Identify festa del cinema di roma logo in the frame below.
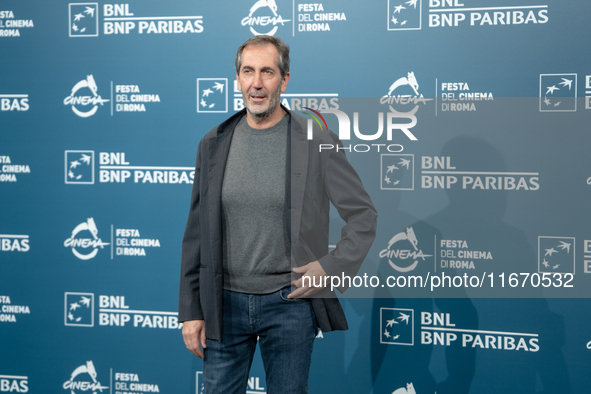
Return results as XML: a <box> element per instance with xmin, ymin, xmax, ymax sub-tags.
<box><xmin>379</xmin><ymin>227</ymin><xmax>432</xmax><ymax>272</ymax></box>
<box><xmin>64</xmin><ymin>75</ymin><xmax>109</xmax><ymax>117</ymax></box>
<box><xmin>63</xmin><ymin>361</ymin><xmax>109</xmax><ymax>394</ymax></box>
<box><xmin>64</xmin><ymin>218</ymin><xmax>109</xmax><ymax>260</ymax></box>
<box><xmin>242</xmin><ymin>0</ymin><xmax>291</xmax><ymax>36</ymax></box>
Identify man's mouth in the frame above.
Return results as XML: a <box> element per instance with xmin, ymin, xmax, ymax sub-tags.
<box><xmin>249</xmin><ymin>91</ymin><xmax>267</xmax><ymax>101</ymax></box>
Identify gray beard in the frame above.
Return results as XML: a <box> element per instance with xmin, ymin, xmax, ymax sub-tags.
<box><xmin>245</xmin><ymin>84</ymin><xmax>282</xmax><ymax>121</ymax></box>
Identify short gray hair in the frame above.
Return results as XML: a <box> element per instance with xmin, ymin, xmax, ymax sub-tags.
<box><xmin>235</xmin><ymin>36</ymin><xmax>290</xmax><ymax>78</ymax></box>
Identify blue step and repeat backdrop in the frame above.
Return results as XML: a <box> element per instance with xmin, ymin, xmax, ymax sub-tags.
<box><xmin>2</xmin><ymin>0</ymin><xmax>591</xmax><ymax>393</ymax></box>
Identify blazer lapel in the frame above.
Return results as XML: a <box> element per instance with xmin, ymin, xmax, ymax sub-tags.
<box><xmin>289</xmin><ymin>113</ymin><xmax>309</xmax><ymax>261</ymax></box>
<box><xmin>207</xmin><ymin>130</ymin><xmax>233</xmax><ymax>271</ymax></box>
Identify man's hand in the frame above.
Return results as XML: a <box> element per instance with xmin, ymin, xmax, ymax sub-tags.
<box><xmin>289</xmin><ymin>260</ymin><xmax>328</xmax><ymax>299</ymax></box>
<box><xmin>182</xmin><ymin>319</ymin><xmax>207</xmax><ymax>358</ymax></box>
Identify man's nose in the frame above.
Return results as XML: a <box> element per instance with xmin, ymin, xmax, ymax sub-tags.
<box><xmin>252</xmin><ymin>72</ymin><xmax>264</xmax><ymax>88</ymax></box>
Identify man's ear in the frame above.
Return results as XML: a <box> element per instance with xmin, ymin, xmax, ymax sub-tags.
<box><xmin>281</xmin><ymin>72</ymin><xmax>290</xmax><ymax>93</ymax></box>
<box><xmin>236</xmin><ymin>73</ymin><xmax>242</xmax><ymax>91</ymax></box>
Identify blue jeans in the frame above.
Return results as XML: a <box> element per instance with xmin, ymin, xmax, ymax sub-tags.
<box><xmin>203</xmin><ymin>288</ymin><xmax>317</xmax><ymax>394</ymax></box>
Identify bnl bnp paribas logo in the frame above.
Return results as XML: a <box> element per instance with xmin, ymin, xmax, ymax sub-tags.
<box><xmin>0</xmin><ymin>374</ymin><xmax>28</xmax><ymax>393</ymax></box>
<box><xmin>388</xmin><ymin>0</ymin><xmax>421</xmax><ymax>31</ymax></box>
<box><xmin>197</xmin><ymin>78</ymin><xmax>228</xmax><ymax>113</ymax></box>
<box><xmin>65</xmin><ymin>151</ymin><xmax>94</xmax><ymax>184</ymax></box>
<box><xmin>69</xmin><ymin>3</ymin><xmax>99</xmax><ymax>37</ymax></box>
<box><xmin>69</xmin><ymin>3</ymin><xmax>204</xmax><ymax>36</ymax></box>
<box><xmin>538</xmin><ymin>236</ymin><xmax>575</xmax><ymax>274</ymax></box>
<box><xmin>539</xmin><ymin>74</ymin><xmax>577</xmax><ymax>112</ymax></box>
<box><xmin>63</xmin><ymin>75</ymin><xmax>109</xmax><ymax>117</ymax></box>
<box><xmin>380</xmin><ymin>308</ymin><xmax>414</xmax><ymax>345</ymax></box>
<box><xmin>63</xmin><ymin>361</ymin><xmax>109</xmax><ymax>394</ymax></box>
<box><xmin>64</xmin><ymin>218</ymin><xmax>109</xmax><ymax>260</ymax></box>
<box><xmin>65</xmin><ymin>293</ymin><xmax>94</xmax><ymax>326</ymax></box>
<box><xmin>242</xmin><ymin>0</ymin><xmax>291</xmax><ymax>36</ymax></box>
<box><xmin>381</xmin><ymin>154</ymin><xmax>414</xmax><ymax>190</ymax></box>
<box><xmin>380</xmin><ymin>308</ymin><xmax>540</xmax><ymax>352</ymax></box>
<box><xmin>389</xmin><ymin>1</ymin><xmax>549</xmax><ymax>30</ymax></box>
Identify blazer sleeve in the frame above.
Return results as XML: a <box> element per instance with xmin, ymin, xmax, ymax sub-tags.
<box><xmin>178</xmin><ymin>140</ymin><xmax>205</xmax><ymax>322</ymax></box>
<box><xmin>317</xmin><ymin>139</ymin><xmax>378</xmax><ymax>283</ymax></box>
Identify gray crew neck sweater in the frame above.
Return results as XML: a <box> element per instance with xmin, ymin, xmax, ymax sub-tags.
<box><xmin>221</xmin><ymin>115</ymin><xmax>291</xmax><ymax>294</ymax></box>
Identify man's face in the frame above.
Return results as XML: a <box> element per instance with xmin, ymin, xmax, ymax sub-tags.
<box><xmin>236</xmin><ymin>43</ymin><xmax>290</xmax><ymax>119</ymax></box>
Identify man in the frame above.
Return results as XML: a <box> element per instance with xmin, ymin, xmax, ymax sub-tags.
<box><xmin>179</xmin><ymin>35</ymin><xmax>377</xmax><ymax>394</ymax></box>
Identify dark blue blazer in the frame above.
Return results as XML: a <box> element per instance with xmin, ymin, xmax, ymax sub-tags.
<box><xmin>179</xmin><ymin>107</ymin><xmax>377</xmax><ymax>342</ymax></box>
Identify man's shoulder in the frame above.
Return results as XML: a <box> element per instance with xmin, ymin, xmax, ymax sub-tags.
<box><xmin>201</xmin><ymin>109</ymin><xmax>247</xmax><ymax>142</ymax></box>
<box><xmin>201</xmin><ymin>125</ymin><xmax>221</xmax><ymax>141</ymax></box>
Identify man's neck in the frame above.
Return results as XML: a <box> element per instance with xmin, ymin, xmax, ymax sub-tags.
<box><xmin>245</xmin><ymin>105</ymin><xmax>286</xmax><ymax>129</ymax></box>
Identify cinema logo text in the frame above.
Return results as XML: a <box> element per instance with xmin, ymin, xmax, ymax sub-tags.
<box><xmin>113</xmin><ymin>372</ymin><xmax>160</xmax><ymax>394</ymax></box>
<box><xmin>0</xmin><ymin>155</ymin><xmax>31</xmax><ymax>183</ymax></box>
<box><xmin>296</xmin><ymin>3</ymin><xmax>346</xmax><ymax>33</ymax></box>
<box><xmin>114</xmin><ymin>228</ymin><xmax>161</xmax><ymax>257</ymax></box>
<box><xmin>438</xmin><ymin>239</ymin><xmax>493</xmax><ymax>270</ymax></box>
<box><xmin>114</xmin><ymin>84</ymin><xmax>160</xmax><ymax>113</ymax></box>
<box><xmin>381</xmin><ymin>72</ymin><xmax>432</xmax><ymax>112</ymax></box>
<box><xmin>0</xmin><ymin>295</ymin><xmax>31</xmax><ymax>324</ymax></box>
<box><xmin>242</xmin><ymin>0</ymin><xmax>291</xmax><ymax>36</ymax></box>
<box><xmin>64</xmin><ymin>77</ymin><xmax>162</xmax><ymax>117</ymax></box>
<box><xmin>64</xmin><ymin>218</ymin><xmax>109</xmax><ymax>260</ymax></box>
<box><xmin>0</xmin><ymin>10</ymin><xmax>34</xmax><ymax>37</ymax></box>
<box><xmin>440</xmin><ymin>81</ymin><xmax>494</xmax><ymax>112</ymax></box>
<box><xmin>64</xmin><ymin>75</ymin><xmax>109</xmax><ymax>118</ymax></box>
<box><xmin>63</xmin><ymin>361</ymin><xmax>109</xmax><ymax>394</ymax></box>
<box><xmin>379</xmin><ymin>228</ymin><xmax>433</xmax><ymax>273</ymax></box>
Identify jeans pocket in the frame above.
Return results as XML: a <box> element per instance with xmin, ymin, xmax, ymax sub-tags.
<box><xmin>278</xmin><ymin>286</ymin><xmax>307</xmax><ymax>302</ymax></box>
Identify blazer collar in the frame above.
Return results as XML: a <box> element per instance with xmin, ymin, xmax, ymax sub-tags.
<box><xmin>289</xmin><ymin>110</ymin><xmax>310</xmax><ymax>254</ymax></box>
